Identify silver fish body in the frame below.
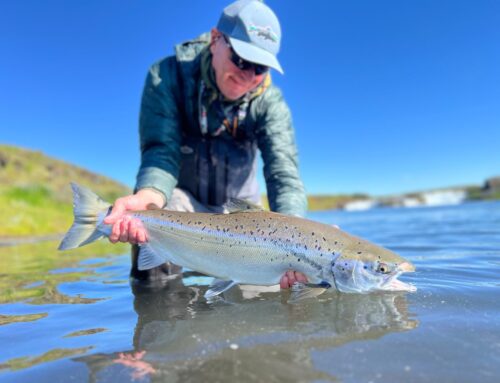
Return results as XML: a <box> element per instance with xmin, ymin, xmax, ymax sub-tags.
<box><xmin>59</xmin><ymin>183</ymin><xmax>416</xmax><ymax>298</ymax></box>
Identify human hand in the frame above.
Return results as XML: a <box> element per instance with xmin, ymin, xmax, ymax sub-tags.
<box><xmin>113</xmin><ymin>351</ymin><xmax>156</xmax><ymax>380</ymax></box>
<box><xmin>280</xmin><ymin>270</ymin><xmax>308</xmax><ymax>289</ymax></box>
<box><xmin>103</xmin><ymin>189</ymin><xmax>165</xmax><ymax>244</ymax></box>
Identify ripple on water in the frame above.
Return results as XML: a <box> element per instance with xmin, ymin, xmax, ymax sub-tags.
<box><xmin>0</xmin><ymin>202</ymin><xmax>499</xmax><ymax>382</ymax></box>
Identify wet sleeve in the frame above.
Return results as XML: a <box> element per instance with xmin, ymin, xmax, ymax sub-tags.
<box><xmin>255</xmin><ymin>87</ymin><xmax>308</xmax><ymax>217</ymax></box>
<box><xmin>135</xmin><ymin>57</ymin><xmax>182</xmax><ymax>203</ymax></box>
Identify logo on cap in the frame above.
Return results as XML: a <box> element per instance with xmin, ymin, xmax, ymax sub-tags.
<box><xmin>248</xmin><ymin>25</ymin><xmax>278</xmax><ymax>43</ymax></box>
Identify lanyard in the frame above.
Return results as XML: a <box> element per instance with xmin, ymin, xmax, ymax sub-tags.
<box><xmin>198</xmin><ymin>80</ymin><xmax>249</xmax><ymax>138</ymax></box>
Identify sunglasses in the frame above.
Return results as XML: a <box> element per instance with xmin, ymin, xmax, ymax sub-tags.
<box><xmin>221</xmin><ymin>35</ymin><xmax>269</xmax><ymax>76</ymax></box>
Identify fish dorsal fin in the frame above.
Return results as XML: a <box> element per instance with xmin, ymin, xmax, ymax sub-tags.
<box><xmin>146</xmin><ymin>203</ymin><xmax>161</xmax><ymax>210</ymax></box>
<box><xmin>224</xmin><ymin>198</ymin><xmax>264</xmax><ymax>213</ymax></box>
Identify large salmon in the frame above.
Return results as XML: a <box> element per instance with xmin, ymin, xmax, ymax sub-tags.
<box><xmin>59</xmin><ymin>183</ymin><xmax>416</xmax><ymax>300</ymax></box>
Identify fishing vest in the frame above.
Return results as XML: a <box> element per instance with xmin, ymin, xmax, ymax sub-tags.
<box><xmin>173</xmin><ymin>36</ymin><xmax>262</xmax><ymax>207</ymax></box>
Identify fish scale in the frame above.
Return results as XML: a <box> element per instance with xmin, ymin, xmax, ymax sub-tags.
<box><xmin>135</xmin><ymin>210</ymin><xmax>334</xmax><ymax>284</ymax></box>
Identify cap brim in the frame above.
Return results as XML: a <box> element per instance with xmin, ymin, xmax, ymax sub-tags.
<box><xmin>228</xmin><ymin>36</ymin><xmax>284</xmax><ymax>74</ymax></box>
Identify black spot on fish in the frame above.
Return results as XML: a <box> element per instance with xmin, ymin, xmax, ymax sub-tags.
<box><xmin>312</xmin><ymin>232</ymin><xmax>315</xmax><ymax>236</ymax></box>
<box><xmin>357</xmin><ymin>251</ymin><xmax>362</xmax><ymax>254</ymax></box>
<box><xmin>322</xmin><ymin>237</ymin><xmax>326</xmax><ymax>242</ymax></box>
<box><xmin>334</xmin><ymin>241</ymin><xmax>338</xmax><ymax>245</ymax></box>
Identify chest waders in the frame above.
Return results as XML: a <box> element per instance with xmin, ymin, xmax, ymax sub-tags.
<box><xmin>176</xmin><ymin>79</ymin><xmax>261</xmax><ymax>207</ymax></box>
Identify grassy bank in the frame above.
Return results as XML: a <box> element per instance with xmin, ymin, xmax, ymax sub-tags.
<box><xmin>0</xmin><ymin>144</ymin><xmax>130</xmax><ymax>237</ymax></box>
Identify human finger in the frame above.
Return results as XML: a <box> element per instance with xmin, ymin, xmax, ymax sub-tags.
<box><xmin>280</xmin><ymin>275</ymin><xmax>289</xmax><ymax>289</ymax></box>
<box><xmin>109</xmin><ymin>219</ymin><xmax>123</xmax><ymax>243</ymax></box>
<box><xmin>118</xmin><ymin>216</ymin><xmax>130</xmax><ymax>243</ymax></box>
<box><xmin>295</xmin><ymin>272</ymin><xmax>308</xmax><ymax>283</ymax></box>
<box><xmin>137</xmin><ymin>228</ymin><xmax>147</xmax><ymax>244</ymax></box>
<box><xmin>128</xmin><ymin>218</ymin><xmax>139</xmax><ymax>244</ymax></box>
<box><xmin>286</xmin><ymin>270</ymin><xmax>296</xmax><ymax>286</ymax></box>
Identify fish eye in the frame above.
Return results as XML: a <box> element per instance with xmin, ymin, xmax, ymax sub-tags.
<box><xmin>376</xmin><ymin>262</ymin><xmax>391</xmax><ymax>274</ymax></box>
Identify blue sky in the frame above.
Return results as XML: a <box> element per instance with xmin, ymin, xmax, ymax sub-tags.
<box><xmin>1</xmin><ymin>0</ymin><xmax>499</xmax><ymax>196</ymax></box>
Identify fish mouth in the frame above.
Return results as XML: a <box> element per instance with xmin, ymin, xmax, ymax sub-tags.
<box><xmin>380</xmin><ymin>262</ymin><xmax>417</xmax><ymax>292</ymax></box>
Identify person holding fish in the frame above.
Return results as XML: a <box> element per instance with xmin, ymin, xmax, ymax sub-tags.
<box><xmin>103</xmin><ymin>0</ymin><xmax>309</xmax><ymax>288</ymax></box>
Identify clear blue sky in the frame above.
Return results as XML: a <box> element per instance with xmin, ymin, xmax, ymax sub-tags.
<box><xmin>1</xmin><ymin>0</ymin><xmax>499</xmax><ymax>196</ymax></box>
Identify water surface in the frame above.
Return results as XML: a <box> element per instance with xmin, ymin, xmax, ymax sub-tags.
<box><xmin>1</xmin><ymin>201</ymin><xmax>499</xmax><ymax>382</ymax></box>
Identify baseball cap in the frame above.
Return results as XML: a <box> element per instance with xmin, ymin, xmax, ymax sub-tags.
<box><xmin>216</xmin><ymin>0</ymin><xmax>284</xmax><ymax>74</ymax></box>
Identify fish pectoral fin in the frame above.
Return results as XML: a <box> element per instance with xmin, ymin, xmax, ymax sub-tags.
<box><xmin>137</xmin><ymin>243</ymin><xmax>165</xmax><ymax>270</ymax></box>
<box><xmin>288</xmin><ymin>282</ymin><xmax>331</xmax><ymax>304</ymax></box>
<box><xmin>205</xmin><ymin>279</ymin><xmax>237</xmax><ymax>299</ymax></box>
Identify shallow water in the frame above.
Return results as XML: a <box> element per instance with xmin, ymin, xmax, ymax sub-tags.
<box><xmin>0</xmin><ymin>201</ymin><xmax>499</xmax><ymax>382</ymax></box>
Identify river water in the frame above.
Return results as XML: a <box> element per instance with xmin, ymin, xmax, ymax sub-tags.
<box><xmin>0</xmin><ymin>201</ymin><xmax>499</xmax><ymax>382</ymax></box>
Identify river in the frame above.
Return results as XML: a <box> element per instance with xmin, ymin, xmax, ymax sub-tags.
<box><xmin>0</xmin><ymin>201</ymin><xmax>499</xmax><ymax>382</ymax></box>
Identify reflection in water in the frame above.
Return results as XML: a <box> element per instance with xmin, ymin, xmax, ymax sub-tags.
<box><xmin>0</xmin><ymin>346</ymin><xmax>93</xmax><ymax>372</ymax></box>
<box><xmin>76</xmin><ymin>276</ymin><xmax>418</xmax><ymax>382</ymax></box>
<box><xmin>0</xmin><ymin>240</ymin><xmax>127</xmax><ymax>305</ymax></box>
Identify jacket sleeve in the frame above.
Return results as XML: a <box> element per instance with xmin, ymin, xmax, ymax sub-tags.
<box><xmin>254</xmin><ymin>86</ymin><xmax>308</xmax><ymax>217</ymax></box>
<box><xmin>134</xmin><ymin>57</ymin><xmax>182</xmax><ymax>203</ymax></box>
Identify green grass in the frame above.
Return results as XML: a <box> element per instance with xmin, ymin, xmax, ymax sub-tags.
<box><xmin>0</xmin><ymin>190</ymin><xmax>73</xmax><ymax>236</ymax></box>
<box><xmin>0</xmin><ymin>144</ymin><xmax>131</xmax><ymax>237</ymax></box>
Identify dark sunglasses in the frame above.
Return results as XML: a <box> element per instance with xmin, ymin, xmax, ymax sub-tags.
<box><xmin>221</xmin><ymin>35</ymin><xmax>269</xmax><ymax>76</ymax></box>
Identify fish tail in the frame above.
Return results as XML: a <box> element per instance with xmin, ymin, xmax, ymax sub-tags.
<box><xmin>58</xmin><ymin>182</ymin><xmax>111</xmax><ymax>250</ymax></box>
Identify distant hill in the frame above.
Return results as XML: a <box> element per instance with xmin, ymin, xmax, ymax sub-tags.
<box><xmin>0</xmin><ymin>144</ymin><xmax>131</xmax><ymax>237</ymax></box>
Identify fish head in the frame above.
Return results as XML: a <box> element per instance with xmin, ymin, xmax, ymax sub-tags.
<box><xmin>331</xmin><ymin>241</ymin><xmax>416</xmax><ymax>293</ymax></box>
